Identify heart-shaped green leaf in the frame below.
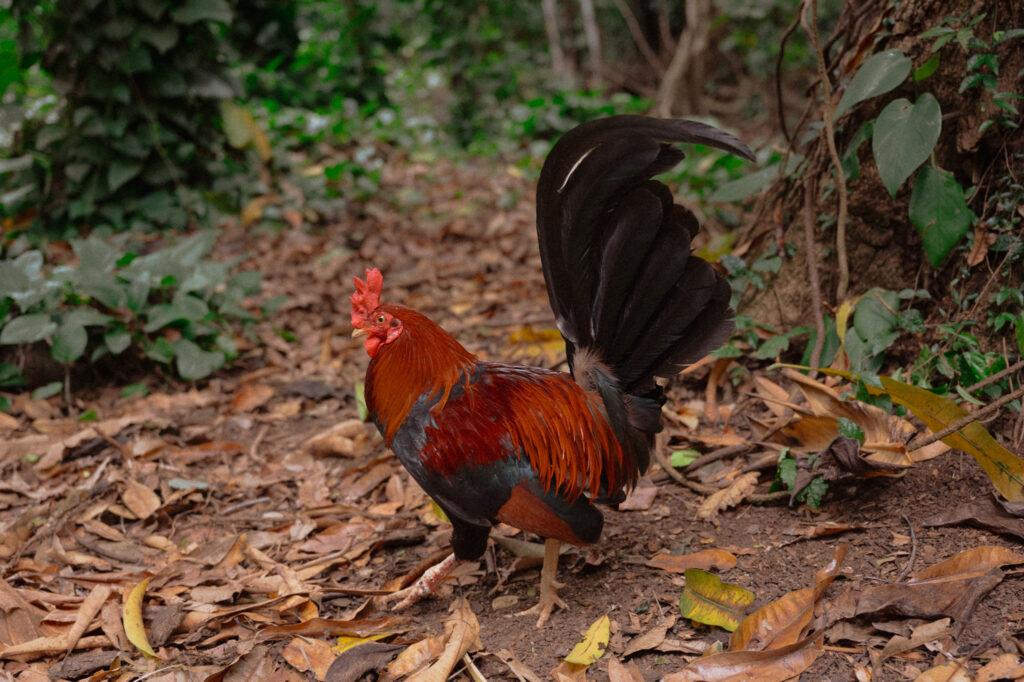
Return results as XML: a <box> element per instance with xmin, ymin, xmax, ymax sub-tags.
<box><xmin>834</xmin><ymin>49</ymin><xmax>912</xmax><ymax>120</ymax></box>
<box><xmin>872</xmin><ymin>94</ymin><xmax>942</xmax><ymax>197</ymax></box>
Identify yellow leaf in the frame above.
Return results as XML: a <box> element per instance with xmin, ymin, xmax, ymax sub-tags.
<box><xmin>781</xmin><ymin>365</ymin><xmax>1024</xmax><ymax>502</ymax></box>
<box><xmin>564</xmin><ymin>614</ymin><xmax>610</xmax><ymax>666</ymax></box>
<box><xmin>429</xmin><ymin>499</ymin><xmax>450</xmax><ymax>524</ymax></box>
<box><xmin>834</xmin><ymin>296</ymin><xmax>860</xmax><ymax>358</ymax></box>
<box><xmin>679</xmin><ymin>569</ymin><xmax>754</xmax><ymax>632</ymax></box>
<box><xmin>334</xmin><ymin>633</ymin><xmax>389</xmax><ymax>655</ymax></box>
<box><xmin>122</xmin><ymin>578</ymin><xmax>158</xmax><ymax>658</ymax></box>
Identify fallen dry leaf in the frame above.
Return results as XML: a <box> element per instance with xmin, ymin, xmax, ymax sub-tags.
<box><xmin>406</xmin><ymin>598</ymin><xmax>480</xmax><ymax>682</ymax></box>
<box><xmin>647</xmin><ymin>549</ymin><xmax>738</xmax><ymax>573</ymax></box>
<box><xmin>663</xmin><ymin>632</ymin><xmax>824</xmax><ymax>681</ymax></box>
<box><xmin>698</xmin><ymin>472</ymin><xmax>760</xmax><ymax>523</ymax></box>
<box><xmin>730</xmin><ymin>544</ymin><xmax>846</xmax><ymax>651</ymax></box>
<box><xmin>122</xmin><ymin>577</ymin><xmax>157</xmax><ymax>658</ymax></box>
<box><xmin>231</xmin><ymin>382</ymin><xmax>276</xmax><ymax>413</ymax></box>
<box><xmin>282</xmin><ymin>636</ymin><xmax>336</xmax><ymax>680</ymax></box>
<box><xmin>121</xmin><ymin>479</ymin><xmax>161</xmax><ymax>520</ymax></box>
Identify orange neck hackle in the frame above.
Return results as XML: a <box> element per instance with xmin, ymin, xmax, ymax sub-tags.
<box><xmin>364</xmin><ymin>305</ymin><xmax>478</xmax><ymax>444</ymax></box>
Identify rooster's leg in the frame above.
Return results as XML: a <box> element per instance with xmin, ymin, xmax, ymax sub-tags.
<box><xmin>519</xmin><ymin>538</ymin><xmax>567</xmax><ymax>627</ymax></box>
<box><xmin>378</xmin><ymin>553</ymin><xmax>459</xmax><ymax>611</ymax></box>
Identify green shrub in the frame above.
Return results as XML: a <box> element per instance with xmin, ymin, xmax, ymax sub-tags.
<box><xmin>4</xmin><ymin>0</ymin><xmax>249</xmax><ymax>235</ymax></box>
<box><xmin>0</xmin><ymin>232</ymin><xmax>268</xmax><ymax>391</ymax></box>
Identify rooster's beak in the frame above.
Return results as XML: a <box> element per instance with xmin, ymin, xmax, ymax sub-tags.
<box><xmin>352</xmin><ymin>327</ymin><xmax>368</xmax><ymax>338</ymax></box>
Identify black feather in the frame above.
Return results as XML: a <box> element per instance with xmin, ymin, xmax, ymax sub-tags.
<box><xmin>536</xmin><ymin>115</ymin><xmax>751</xmax><ymax>460</ymax></box>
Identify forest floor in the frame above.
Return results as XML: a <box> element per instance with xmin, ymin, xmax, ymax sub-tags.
<box><xmin>2</xmin><ymin>152</ymin><xmax>1023</xmax><ymax>682</ymax></box>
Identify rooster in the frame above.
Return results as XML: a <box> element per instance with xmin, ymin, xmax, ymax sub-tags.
<box><xmin>351</xmin><ymin>115</ymin><xmax>753</xmax><ymax>626</ymax></box>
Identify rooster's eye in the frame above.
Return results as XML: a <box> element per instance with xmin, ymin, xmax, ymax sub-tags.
<box><xmin>376</xmin><ymin>315</ymin><xmax>386</xmax><ymax>324</ymax></box>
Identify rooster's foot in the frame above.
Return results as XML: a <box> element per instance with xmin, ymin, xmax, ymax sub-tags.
<box><xmin>516</xmin><ymin>538</ymin><xmax>566</xmax><ymax>627</ymax></box>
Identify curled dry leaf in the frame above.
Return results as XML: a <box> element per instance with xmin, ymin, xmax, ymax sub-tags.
<box><xmin>870</xmin><ymin>619</ymin><xmax>951</xmax><ymax>673</ymax></box>
<box><xmin>974</xmin><ymin>653</ymin><xmax>1024</xmax><ymax>682</ymax></box>
<box><xmin>829</xmin><ymin>545</ymin><xmax>1024</xmax><ymax>629</ymax></box>
<box><xmin>663</xmin><ymin>632</ymin><xmax>824</xmax><ymax>682</ymax></box>
<box><xmin>730</xmin><ymin>544</ymin><xmax>847</xmax><ymax>652</ymax></box>
<box><xmin>326</xmin><ymin>641</ymin><xmax>404</xmax><ymax>682</ymax></box>
<box><xmin>911</xmin><ymin>659</ymin><xmax>971</xmax><ymax>682</ymax></box>
<box><xmin>698</xmin><ymin>472</ymin><xmax>760</xmax><ymax>523</ymax></box>
<box><xmin>65</xmin><ymin>584</ymin><xmax>111</xmax><ymax>655</ymax></box>
<box><xmin>384</xmin><ymin>638</ymin><xmax>446</xmax><ymax>680</ymax></box>
<box><xmin>921</xmin><ymin>497</ymin><xmax>1024</xmax><ymax>542</ymax></box>
<box><xmin>647</xmin><ymin>549</ymin><xmax>738</xmax><ymax>573</ymax></box>
<box><xmin>304</xmin><ymin>419</ymin><xmax>377</xmax><ymax>458</ymax></box>
<box><xmin>405</xmin><ymin>598</ymin><xmax>480</xmax><ymax>682</ymax></box>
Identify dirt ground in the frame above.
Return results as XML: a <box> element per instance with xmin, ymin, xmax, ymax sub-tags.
<box><xmin>1</xmin><ymin>152</ymin><xmax>1022</xmax><ymax>681</ymax></box>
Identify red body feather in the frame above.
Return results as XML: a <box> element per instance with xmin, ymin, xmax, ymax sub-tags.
<box><xmin>366</xmin><ymin>304</ymin><xmax>634</xmax><ymax>501</ymax></box>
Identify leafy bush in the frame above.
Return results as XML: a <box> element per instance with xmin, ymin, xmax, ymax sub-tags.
<box><xmin>0</xmin><ymin>232</ymin><xmax>266</xmax><ymax>391</ymax></box>
<box><xmin>3</xmin><ymin>0</ymin><xmax>250</xmax><ymax>235</ymax></box>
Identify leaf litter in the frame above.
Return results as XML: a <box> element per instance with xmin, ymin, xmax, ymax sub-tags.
<box><xmin>1</xmin><ymin>154</ymin><xmax>1022</xmax><ymax>680</ymax></box>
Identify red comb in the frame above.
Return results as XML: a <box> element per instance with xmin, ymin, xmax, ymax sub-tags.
<box><xmin>350</xmin><ymin>268</ymin><xmax>384</xmax><ymax>327</ymax></box>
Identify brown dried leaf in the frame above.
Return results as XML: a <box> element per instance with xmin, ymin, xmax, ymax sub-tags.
<box><xmin>730</xmin><ymin>544</ymin><xmax>846</xmax><ymax>651</ymax></box>
<box><xmin>121</xmin><ymin>479</ymin><xmax>161</xmax><ymax>520</ymax></box>
<box><xmin>618</xmin><ymin>482</ymin><xmax>658</xmax><ymax>511</ymax></box>
<box><xmin>65</xmin><ymin>584</ymin><xmax>111</xmax><ymax>655</ymax></box>
<box><xmin>647</xmin><ymin>549</ymin><xmax>738</xmax><ymax>573</ymax></box>
<box><xmin>663</xmin><ymin>632</ymin><xmax>824</xmax><ymax>682</ymax></box>
<box><xmin>0</xmin><ymin>578</ymin><xmax>48</xmax><ymax>646</ymax></box>
<box><xmin>870</xmin><ymin>619</ymin><xmax>951</xmax><ymax>672</ymax></box>
<box><xmin>698</xmin><ymin>472</ymin><xmax>760</xmax><ymax>522</ymax></box>
<box><xmin>911</xmin><ymin>659</ymin><xmax>971</xmax><ymax>682</ymax></box>
<box><xmin>305</xmin><ymin>419</ymin><xmax>376</xmax><ymax>458</ymax></box>
<box><xmin>383</xmin><ymin>637</ymin><xmax>446</xmax><ymax>680</ymax></box>
<box><xmin>405</xmin><ymin>598</ymin><xmax>480</xmax><ymax>682</ymax></box>
<box><xmin>282</xmin><ymin>637</ymin><xmax>336</xmax><ymax>680</ymax></box>
<box><xmin>975</xmin><ymin>653</ymin><xmax>1024</xmax><ymax>682</ymax></box>
<box><xmin>607</xmin><ymin>657</ymin><xmax>645</xmax><ymax>682</ymax></box>
<box><xmin>623</xmin><ymin>615</ymin><xmax>676</xmax><ymax>657</ymax></box>
<box><xmin>325</xmin><ymin>642</ymin><xmax>404</xmax><ymax>682</ymax></box>
<box><xmin>921</xmin><ymin>498</ymin><xmax>1024</xmax><ymax>542</ymax></box>
<box><xmin>231</xmin><ymin>383</ymin><xmax>275</xmax><ymax>413</ymax></box>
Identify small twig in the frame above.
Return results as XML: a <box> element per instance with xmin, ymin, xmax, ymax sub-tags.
<box><xmin>774</xmin><ymin>7</ymin><xmax>803</xmax><ymax>144</ymax></box>
<box><xmin>222</xmin><ymin>496</ymin><xmax>272</xmax><ymax>515</ymax></box>
<box><xmin>806</xmin><ymin>0</ymin><xmax>850</xmax><ymax>302</ymax></box>
<box><xmin>965</xmin><ymin>358</ymin><xmax>1024</xmax><ymax>395</ymax></box>
<box><xmin>656</xmin><ymin>443</ymin><xmax>789</xmax><ymax>504</ymax></box>
<box><xmin>250</xmin><ymin>423</ymin><xmax>270</xmax><ymax>461</ymax></box>
<box><xmin>683</xmin><ymin>444</ymin><xmax>753</xmax><ymax>473</ymax></box>
<box><xmin>908</xmin><ymin>385</ymin><xmax>1024</xmax><ymax>452</ymax></box>
<box><xmin>802</xmin><ymin>174</ymin><xmax>826</xmax><ymax>376</ymax></box>
<box><xmin>896</xmin><ymin>514</ymin><xmax>917</xmax><ymax>582</ymax></box>
<box><xmin>654</xmin><ymin>444</ymin><xmax>719</xmax><ymax>495</ymax></box>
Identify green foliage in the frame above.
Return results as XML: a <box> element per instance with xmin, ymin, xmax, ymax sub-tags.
<box><xmin>872</xmin><ymin>94</ymin><xmax>941</xmax><ymax>197</ymax></box>
<box><xmin>0</xmin><ymin>232</ymin><xmax>262</xmax><ymax>389</ymax></box>
<box><xmin>833</xmin><ymin>50</ymin><xmax>912</xmax><ymax>121</ymax></box>
<box><xmin>3</xmin><ymin>0</ymin><xmax>252</xmax><ymax>235</ymax></box>
<box><xmin>909</xmin><ymin>166</ymin><xmax>974</xmax><ymax>267</ymax></box>
<box><xmin>771</xmin><ymin>449</ymin><xmax>827</xmax><ymax>510</ymax></box>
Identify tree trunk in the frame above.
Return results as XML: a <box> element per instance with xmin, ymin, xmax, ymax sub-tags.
<box><xmin>654</xmin><ymin>0</ymin><xmax>711</xmax><ymax>116</ymax></box>
<box><xmin>578</xmin><ymin>0</ymin><xmax>604</xmax><ymax>87</ymax></box>
<box><xmin>542</xmin><ymin>0</ymin><xmax>574</xmax><ymax>83</ymax></box>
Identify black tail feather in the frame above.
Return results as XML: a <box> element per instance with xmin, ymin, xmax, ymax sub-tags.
<box><xmin>536</xmin><ymin>115</ymin><xmax>751</xmax><ymax>453</ymax></box>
